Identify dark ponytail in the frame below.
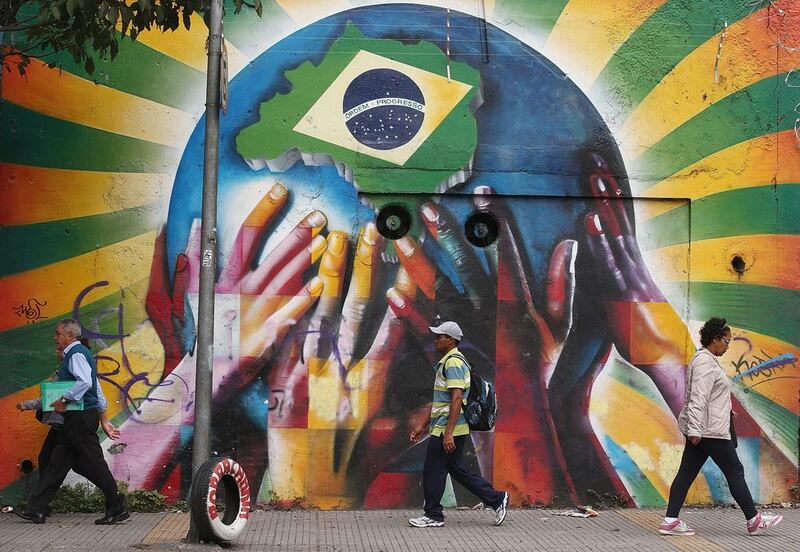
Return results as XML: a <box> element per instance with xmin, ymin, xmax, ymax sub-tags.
<box><xmin>699</xmin><ymin>317</ymin><xmax>730</xmax><ymax>347</ymax></box>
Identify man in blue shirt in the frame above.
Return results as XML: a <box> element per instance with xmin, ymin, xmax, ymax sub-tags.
<box><xmin>16</xmin><ymin>319</ymin><xmax>129</xmax><ymax>525</ymax></box>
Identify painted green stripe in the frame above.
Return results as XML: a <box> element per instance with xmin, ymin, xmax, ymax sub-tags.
<box><xmin>641</xmin><ymin>185</ymin><xmax>799</xmax><ymax>249</ymax></box>
<box><xmin>0</xmin><ymin>478</ymin><xmax>27</xmax><ymax>509</ymax></box>
<box><xmin>592</xmin><ymin>0</ymin><xmax>753</xmax><ymax>121</ymax></box>
<box><xmin>19</xmin><ymin>39</ymin><xmax>205</xmax><ymax>111</ymax></box>
<box><xmin>633</xmin><ymin>75</ymin><xmax>793</xmax><ymax>183</ymax></box>
<box><xmin>493</xmin><ymin>0</ymin><xmax>570</xmax><ymax>41</ymax></box>
<box><xmin>605</xmin><ymin>357</ymin><xmax>671</xmax><ymax>409</ymax></box>
<box><xmin>223</xmin><ymin>0</ymin><xmax>293</xmax><ymax>58</ymax></box>
<box><xmin>0</xmin><ymin>103</ymin><xmax>177</xmax><ymax>172</ymax></box>
<box><xmin>0</xmin><ymin>279</ymin><xmax>149</xmax><ymax>398</ymax></box>
<box><xmin>661</xmin><ymin>282</ymin><xmax>800</xmax><ymax>347</ymax></box>
<box><xmin>0</xmin><ymin>204</ymin><xmax>160</xmax><ymax>277</ymax></box>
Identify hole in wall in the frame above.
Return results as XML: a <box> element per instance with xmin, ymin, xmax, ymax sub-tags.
<box><xmin>376</xmin><ymin>204</ymin><xmax>412</xmax><ymax>240</ymax></box>
<box><xmin>19</xmin><ymin>460</ymin><xmax>34</xmax><ymax>473</ymax></box>
<box><xmin>465</xmin><ymin>211</ymin><xmax>499</xmax><ymax>248</ymax></box>
<box><xmin>731</xmin><ymin>255</ymin><xmax>746</xmax><ymax>274</ymax></box>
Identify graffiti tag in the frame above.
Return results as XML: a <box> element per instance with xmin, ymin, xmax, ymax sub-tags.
<box><xmin>731</xmin><ymin>353</ymin><xmax>797</xmax><ymax>384</ymax></box>
<box><xmin>13</xmin><ymin>298</ymin><xmax>48</xmax><ymax>323</ymax></box>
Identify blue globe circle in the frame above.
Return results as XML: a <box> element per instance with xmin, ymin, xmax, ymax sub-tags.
<box><xmin>343</xmin><ymin>68</ymin><xmax>425</xmax><ymax>150</ymax></box>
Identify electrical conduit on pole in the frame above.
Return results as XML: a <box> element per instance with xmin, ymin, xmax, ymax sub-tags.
<box><xmin>187</xmin><ymin>0</ymin><xmax>223</xmax><ymax>542</ymax></box>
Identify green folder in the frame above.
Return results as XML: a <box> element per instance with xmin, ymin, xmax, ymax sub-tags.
<box><xmin>40</xmin><ymin>381</ymin><xmax>84</xmax><ymax>411</ymax></box>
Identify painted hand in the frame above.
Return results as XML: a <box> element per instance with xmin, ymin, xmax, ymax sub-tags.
<box><xmin>386</xmin><ymin>186</ymin><xmax>578</xmax><ymax>505</ymax></box>
<box><xmin>584</xmin><ymin>152</ymin><xmax>692</xmax><ymax>415</ymax></box>
<box><xmin>116</xmin><ymin>183</ymin><xmax>325</xmax><ymax>491</ymax></box>
<box><xmin>265</xmin><ymin>222</ymin><xmax>427</xmax><ymax>508</ymax></box>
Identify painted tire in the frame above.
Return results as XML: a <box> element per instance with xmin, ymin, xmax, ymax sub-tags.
<box><xmin>190</xmin><ymin>457</ymin><xmax>251</xmax><ymax>544</ymax></box>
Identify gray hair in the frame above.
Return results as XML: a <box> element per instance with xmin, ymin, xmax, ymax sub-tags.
<box><xmin>58</xmin><ymin>319</ymin><xmax>82</xmax><ymax>339</ymax></box>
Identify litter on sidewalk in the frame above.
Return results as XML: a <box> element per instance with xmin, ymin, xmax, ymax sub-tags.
<box><xmin>552</xmin><ymin>506</ymin><xmax>599</xmax><ymax>518</ymax></box>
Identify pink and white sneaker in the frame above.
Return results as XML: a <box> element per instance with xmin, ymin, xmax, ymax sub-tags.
<box><xmin>658</xmin><ymin>519</ymin><xmax>695</xmax><ymax>536</ymax></box>
<box><xmin>747</xmin><ymin>512</ymin><xmax>783</xmax><ymax>535</ymax></box>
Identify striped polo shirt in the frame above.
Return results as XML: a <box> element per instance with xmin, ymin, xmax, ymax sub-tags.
<box><xmin>429</xmin><ymin>348</ymin><xmax>471</xmax><ymax>437</ymax></box>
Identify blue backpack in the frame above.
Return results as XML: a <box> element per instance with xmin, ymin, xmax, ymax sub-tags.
<box><xmin>452</xmin><ymin>353</ymin><xmax>497</xmax><ymax>431</ymax></box>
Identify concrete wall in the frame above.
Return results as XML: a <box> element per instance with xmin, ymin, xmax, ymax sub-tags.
<box><xmin>1</xmin><ymin>0</ymin><xmax>798</xmax><ymax>509</ymax></box>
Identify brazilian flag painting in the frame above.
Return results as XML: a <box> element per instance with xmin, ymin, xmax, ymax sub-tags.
<box><xmin>236</xmin><ymin>22</ymin><xmax>482</xmax><ymax>195</ymax></box>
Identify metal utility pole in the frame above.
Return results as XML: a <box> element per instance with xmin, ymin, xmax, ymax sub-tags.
<box><xmin>187</xmin><ymin>0</ymin><xmax>223</xmax><ymax>542</ymax></box>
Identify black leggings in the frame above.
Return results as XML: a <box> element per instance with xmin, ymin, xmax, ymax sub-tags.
<box><xmin>666</xmin><ymin>437</ymin><xmax>757</xmax><ymax>520</ymax></box>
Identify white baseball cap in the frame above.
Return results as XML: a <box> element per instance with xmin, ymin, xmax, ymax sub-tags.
<box><xmin>429</xmin><ymin>321</ymin><xmax>463</xmax><ymax>340</ymax></box>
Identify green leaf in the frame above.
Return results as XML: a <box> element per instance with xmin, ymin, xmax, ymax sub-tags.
<box><xmin>120</xmin><ymin>4</ymin><xmax>132</xmax><ymax>35</ymax></box>
<box><xmin>84</xmin><ymin>56</ymin><xmax>95</xmax><ymax>74</ymax></box>
<box><xmin>107</xmin><ymin>3</ymin><xmax>119</xmax><ymax>25</ymax></box>
<box><xmin>66</xmin><ymin>0</ymin><xmax>78</xmax><ymax>17</ymax></box>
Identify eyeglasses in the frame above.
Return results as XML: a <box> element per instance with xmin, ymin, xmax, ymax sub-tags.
<box><xmin>720</xmin><ymin>336</ymin><xmax>730</xmax><ymax>345</ymax></box>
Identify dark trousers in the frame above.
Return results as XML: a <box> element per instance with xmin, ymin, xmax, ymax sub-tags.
<box><xmin>423</xmin><ymin>434</ymin><xmax>503</xmax><ymax>522</ymax></box>
<box><xmin>666</xmin><ymin>437</ymin><xmax>757</xmax><ymax>520</ymax></box>
<box><xmin>28</xmin><ymin>410</ymin><xmax>120</xmax><ymax>515</ymax></box>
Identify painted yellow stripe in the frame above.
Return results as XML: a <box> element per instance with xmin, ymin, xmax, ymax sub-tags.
<box><xmin>591</xmin><ymin>373</ymin><xmax>710</xmax><ymax>501</ymax></box>
<box><xmin>132</xmin><ymin>13</ymin><xmax>249</xmax><ymax>75</ymax></box>
<box><xmin>644</xmin><ymin>235</ymin><xmax>800</xmax><ymax>291</ymax></box>
<box><xmin>0</xmin><ymin>164</ymin><xmax>170</xmax><ymax>225</ymax></box>
<box><xmin>3</xmin><ymin>60</ymin><xmax>195</xmax><ymax>148</ymax></box>
<box><xmin>275</xmin><ymin>0</ymin><xmax>351</xmax><ymax>24</ymax></box>
<box><xmin>635</xmin><ymin>131</ymin><xmax>798</xmax><ymax>220</ymax></box>
<box><xmin>0</xmin><ymin>233</ymin><xmax>156</xmax><ymax>333</ymax></box>
<box><xmin>544</xmin><ymin>0</ymin><xmax>666</xmax><ymax>91</ymax></box>
<box><xmin>622</xmin><ymin>2</ymin><xmax>800</xmax><ymax>158</ymax></box>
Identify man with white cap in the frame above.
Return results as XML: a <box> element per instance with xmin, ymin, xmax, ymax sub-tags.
<box><xmin>408</xmin><ymin>321</ymin><xmax>508</xmax><ymax>528</ymax></box>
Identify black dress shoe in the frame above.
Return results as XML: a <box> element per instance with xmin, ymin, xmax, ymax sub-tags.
<box><xmin>95</xmin><ymin>496</ymin><xmax>130</xmax><ymax>525</ymax></box>
<box><xmin>14</xmin><ymin>510</ymin><xmax>45</xmax><ymax>524</ymax></box>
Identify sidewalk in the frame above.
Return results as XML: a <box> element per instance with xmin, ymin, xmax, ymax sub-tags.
<box><xmin>1</xmin><ymin>508</ymin><xmax>798</xmax><ymax>551</ymax></box>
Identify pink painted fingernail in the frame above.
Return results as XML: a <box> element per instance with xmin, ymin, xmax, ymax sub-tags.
<box><xmin>586</xmin><ymin>213</ymin><xmax>603</xmax><ymax>235</ymax></box>
<box><xmin>568</xmin><ymin>241</ymin><xmax>578</xmax><ymax>274</ymax></box>
<box><xmin>269</xmin><ymin>182</ymin><xmax>287</xmax><ymax>200</ymax></box>
<box><xmin>305</xmin><ymin>211</ymin><xmax>327</xmax><ymax>228</ymax></box>
<box><xmin>395</xmin><ymin>236</ymin><xmax>415</xmax><ymax>256</ymax></box>
<box><xmin>386</xmin><ymin>287</ymin><xmax>406</xmax><ymax>309</ymax></box>
<box><xmin>473</xmin><ymin>186</ymin><xmax>494</xmax><ymax>209</ymax></box>
<box><xmin>421</xmin><ymin>203</ymin><xmax>439</xmax><ymax>223</ymax></box>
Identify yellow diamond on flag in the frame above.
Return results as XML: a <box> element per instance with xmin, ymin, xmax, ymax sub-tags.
<box><xmin>293</xmin><ymin>50</ymin><xmax>473</xmax><ymax>166</ymax></box>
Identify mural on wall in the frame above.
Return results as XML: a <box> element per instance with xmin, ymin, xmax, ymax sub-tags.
<box><xmin>1</xmin><ymin>1</ymin><xmax>798</xmax><ymax>510</ymax></box>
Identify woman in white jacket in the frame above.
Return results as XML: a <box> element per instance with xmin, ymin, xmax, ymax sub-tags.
<box><xmin>659</xmin><ymin>318</ymin><xmax>783</xmax><ymax>536</ymax></box>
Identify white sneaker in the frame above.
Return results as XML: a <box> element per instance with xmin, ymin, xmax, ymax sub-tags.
<box><xmin>409</xmin><ymin>515</ymin><xmax>444</xmax><ymax>528</ymax></box>
<box><xmin>747</xmin><ymin>512</ymin><xmax>783</xmax><ymax>535</ymax></box>
<box><xmin>494</xmin><ymin>492</ymin><xmax>509</xmax><ymax>526</ymax></box>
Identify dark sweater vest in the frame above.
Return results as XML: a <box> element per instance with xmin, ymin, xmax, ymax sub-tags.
<box><xmin>57</xmin><ymin>343</ymin><xmax>99</xmax><ymax>410</ymax></box>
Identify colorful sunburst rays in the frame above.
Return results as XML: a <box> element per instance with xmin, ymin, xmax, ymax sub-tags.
<box><xmin>0</xmin><ymin>0</ymin><xmax>797</xmax><ymax>503</ymax></box>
